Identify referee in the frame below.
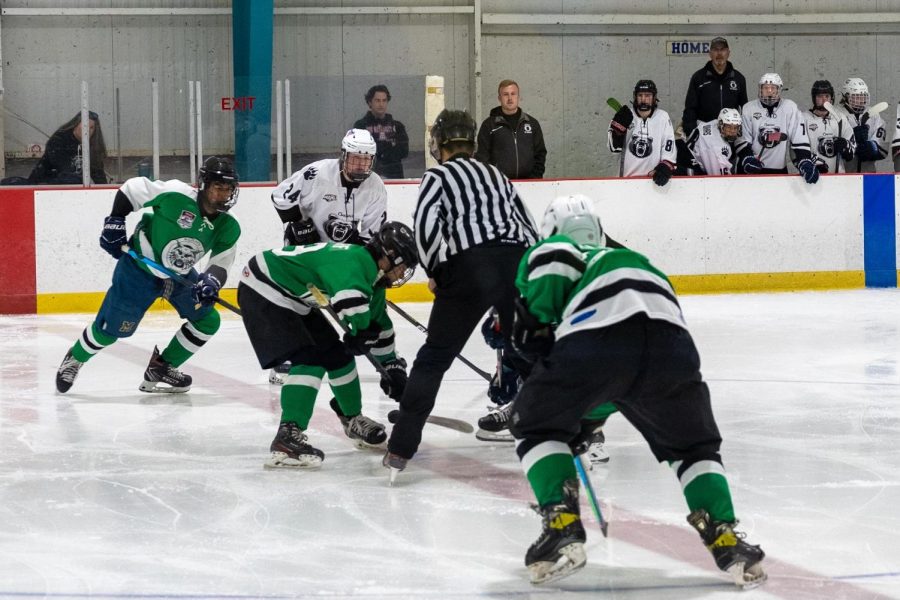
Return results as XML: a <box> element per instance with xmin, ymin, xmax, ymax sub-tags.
<box><xmin>384</xmin><ymin>109</ymin><xmax>538</xmax><ymax>475</ymax></box>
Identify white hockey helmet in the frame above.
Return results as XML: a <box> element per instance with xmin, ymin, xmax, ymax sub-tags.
<box><xmin>842</xmin><ymin>77</ymin><xmax>869</xmax><ymax>114</ymax></box>
<box><xmin>340</xmin><ymin>128</ymin><xmax>377</xmax><ymax>182</ymax></box>
<box><xmin>758</xmin><ymin>73</ymin><xmax>783</xmax><ymax>108</ymax></box>
<box><xmin>717</xmin><ymin>108</ymin><xmax>742</xmax><ymax>141</ymax></box>
<box><xmin>540</xmin><ymin>194</ymin><xmax>604</xmax><ymax>246</ymax></box>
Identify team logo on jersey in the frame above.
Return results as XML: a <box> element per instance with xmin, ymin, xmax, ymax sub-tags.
<box><xmin>523</xmin><ymin>123</ymin><xmax>533</xmax><ymax>134</ymax></box>
<box><xmin>729</xmin><ymin>80</ymin><xmax>738</xmax><ymax>91</ymax></box>
<box><xmin>628</xmin><ymin>134</ymin><xmax>654</xmax><ymax>159</ymax></box>
<box><xmin>161</xmin><ymin>238</ymin><xmax>205</xmax><ymax>274</ymax></box>
<box><xmin>757</xmin><ymin>126</ymin><xmax>783</xmax><ymax>149</ymax></box>
<box><xmin>323</xmin><ymin>194</ymin><xmax>337</xmax><ymax>203</ymax></box>
<box><xmin>304</xmin><ymin>167</ymin><xmax>318</xmax><ymax>180</ymax></box>
<box><xmin>808</xmin><ymin>123</ymin><xmax>819</xmax><ymax>132</ymax></box>
<box><xmin>817</xmin><ymin>135</ymin><xmax>836</xmax><ymax>158</ymax></box>
<box><xmin>721</xmin><ymin>147</ymin><xmax>730</xmax><ymax>157</ymax></box>
<box><xmin>177</xmin><ymin>210</ymin><xmax>196</xmax><ymax>229</ymax></box>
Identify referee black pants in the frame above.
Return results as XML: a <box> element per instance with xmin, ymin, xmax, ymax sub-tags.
<box><xmin>388</xmin><ymin>244</ymin><xmax>526</xmax><ymax>458</ymax></box>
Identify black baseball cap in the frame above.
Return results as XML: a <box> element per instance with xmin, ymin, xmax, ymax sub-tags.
<box><xmin>710</xmin><ymin>37</ymin><xmax>729</xmax><ymax>49</ymax></box>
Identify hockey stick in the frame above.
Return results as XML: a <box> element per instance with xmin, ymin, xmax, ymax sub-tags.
<box><xmin>386</xmin><ymin>300</ymin><xmax>492</xmax><ymax>381</ymax></box>
<box><xmin>307</xmin><ymin>284</ymin><xmax>474</xmax><ymax>435</ymax></box>
<box><xmin>606</xmin><ymin>97</ymin><xmax>623</xmax><ymax>112</ymax></box>
<box><xmin>123</xmin><ymin>246</ymin><xmax>242</xmax><ymax>316</ymax></box>
<box><xmin>823</xmin><ymin>101</ymin><xmax>851</xmax><ymax>170</ymax></box>
<box><xmin>574</xmin><ymin>453</ymin><xmax>609</xmax><ymax>537</ymax></box>
<box><xmin>867</xmin><ymin>101</ymin><xmax>889</xmax><ymax>119</ymax></box>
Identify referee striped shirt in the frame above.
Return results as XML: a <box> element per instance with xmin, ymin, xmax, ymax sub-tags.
<box><xmin>414</xmin><ymin>155</ymin><xmax>538</xmax><ymax>276</ymax></box>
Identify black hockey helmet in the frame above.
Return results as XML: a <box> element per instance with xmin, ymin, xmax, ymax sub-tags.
<box><xmin>811</xmin><ymin>80</ymin><xmax>834</xmax><ymax>108</ymax></box>
<box><xmin>429</xmin><ymin>109</ymin><xmax>476</xmax><ymax>162</ymax></box>
<box><xmin>632</xmin><ymin>79</ymin><xmax>658</xmax><ymax>112</ymax></box>
<box><xmin>198</xmin><ymin>156</ymin><xmax>239</xmax><ymax>212</ymax></box>
<box><xmin>367</xmin><ymin>221</ymin><xmax>418</xmax><ymax>288</ymax></box>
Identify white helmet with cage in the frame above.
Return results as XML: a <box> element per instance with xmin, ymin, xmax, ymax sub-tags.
<box><xmin>758</xmin><ymin>73</ymin><xmax>783</xmax><ymax>108</ymax></box>
<box><xmin>841</xmin><ymin>77</ymin><xmax>870</xmax><ymax>114</ymax></box>
<box><xmin>540</xmin><ymin>194</ymin><xmax>604</xmax><ymax>246</ymax></box>
<box><xmin>717</xmin><ymin>108</ymin><xmax>742</xmax><ymax>142</ymax></box>
<box><xmin>340</xmin><ymin>128</ymin><xmax>377</xmax><ymax>182</ymax></box>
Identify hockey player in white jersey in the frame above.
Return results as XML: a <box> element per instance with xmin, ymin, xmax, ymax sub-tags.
<box><xmin>802</xmin><ymin>80</ymin><xmax>855</xmax><ymax>174</ymax></box>
<box><xmin>893</xmin><ymin>102</ymin><xmax>900</xmax><ymax>172</ymax></box>
<box><xmin>740</xmin><ymin>73</ymin><xmax>819</xmax><ymax>184</ymax></box>
<box><xmin>268</xmin><ymin>128</ymin><xmax>390</xmax><ymax>385</ymax></box>
<box><xmin>608</xmin><ymin>80</ymin><xmax>677</xmax><ymax>186</ymax></box>
<box><xmin>686</xmin><ymin>108</ymin><xmax>756</xmax><ymax>175</ymax></box>
<box><xmin>831</xmin><ymin>77</ymin><xmax>888</xmax><ymax>173</ymax></box>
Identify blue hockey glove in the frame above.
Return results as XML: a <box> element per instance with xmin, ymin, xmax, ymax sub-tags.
<box><xmin>797</xmin><ymin>158</ymin><xmax>819</xmax><ymax>184</ymax></box>
<box><xmin>481</xmin><ymin>314</ymin><xmax>504</xmax><ymax>350</ymax></box>
<box><xmin>739</xmin><ymin>155</ymin><xmax>763</xmax><ymax>174</ymax></box>
<box><xmin>487</xmin><ymin>363</ymin><xmax>519</xmax><ymax>406</ymax></box>
<box><xmin>99</xmin><ymin>216</ymin><xmax>127</xmax><ymax>259</ymax></box>
<box><xmin>191</xmin><ymin>271</ymin><xmax>222</xmax><ymax>307</ymax></box>
<box><xmin>853</xmin><ymin>124</ymin><xmax>870</xmax><ymax>148</ymax></box>
<box><xmin>379</xmin><ymin>357</ymin><xmax>408</xmax><ymax>400</ymax></box>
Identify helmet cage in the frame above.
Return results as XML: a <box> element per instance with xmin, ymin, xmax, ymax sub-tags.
<box><xmin>340</xmin><ymin>129</ymin><xmax>377</xmax><ymax>182</ymax></box>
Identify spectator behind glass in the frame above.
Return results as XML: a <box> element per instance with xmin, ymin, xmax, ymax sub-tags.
<box><xmin>29</xmin><ymin>111</ymin><xmax>109</xmax><ymax>184</ymax></box>
<box><xmin>353</xmin><ymin>85</ymin><xmax>409</xmax><ymax>179</ymax></box>
<box><xmin>475</xmin><ymin>79</ymin><xmax>547</xmax><ymax>179</ymax></box>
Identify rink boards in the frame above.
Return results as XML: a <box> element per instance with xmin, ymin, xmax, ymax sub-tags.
<box><xmin>0</xmin><ymin>173</ymin><xmax>897</xmax><ymax>314</ymax></box>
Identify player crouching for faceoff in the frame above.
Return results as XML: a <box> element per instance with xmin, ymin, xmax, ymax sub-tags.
<box><xmin>237</xmin><ymin>222</ymin><xmax>417</xmax><ymax>469</ymax></box>
<box><xmin>607</xmin><ymin>80</ymin><xmax>677</xmax><ymax>186</ymax></box>
<box><xmin>55</xmin><ymin>157</ymin><xmax>241</xmax><ymax>394</ymax></box>
<box><xmin>508</xmin><ymin>197</ymin><xmax>766</xmax><ymax>587</ymax></box>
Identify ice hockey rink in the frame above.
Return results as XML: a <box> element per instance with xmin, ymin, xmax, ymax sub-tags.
<box><xmin>1</xmin><ymin>289</ymin><xmax>899</xmax><ymax>600</ymax></box>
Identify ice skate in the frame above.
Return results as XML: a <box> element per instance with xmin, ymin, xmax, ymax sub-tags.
<box><xmin>329</xmin><ymin>398</ymin><xmax>387</xmax><ymax>449</ymax></box>
<box><xmin>268</xmin><ymin>362</ymin><xmax>290</xmax><ymax>385</ymax></box>
<box><xmin>525</xmin><ymin>480</ymin><xmax>587</xmax><ymax>585</ymax></box>
<box><xmin>264</xmin><ymin>421</ymin><xmax>325</xmax><ymax>469</ymax></box>
<box><xmin>382</xmin><ymin>451</ymin><xmax>408</xmax><ymax>486</ymax></box>
<box><xmin>55</xmin><ymin>350</ymin><xmax>84</xmax><ymax>394</ymax></box>
<box><xmin>687</xmin><ymin>509</ymin><xmax>767</xmax><ymax>589</ymax></box>
<box><xmin>586</xmin><ymin>429</ymin><xmax>610</xmax><ymax>464</ymax></box>
<box><xmin>139</xmin><ymin>346</ymin><xmax>192</xmax><ymax>393</ymax></box>
<box><xmin>475</xmin><ymin>400</ymin><xmax>515</xmax><ymax>442</ymax></box>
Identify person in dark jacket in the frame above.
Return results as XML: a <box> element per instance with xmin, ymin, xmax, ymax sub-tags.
<box><xmin>353</xmin><ymin>84</ymin><xmax>409</xmax><ymax>179</ymax></box>
<box><xmin>678</xmin><ymin>37</ymin><xmax>747</xmax><ymax>175</ymax></box>
<box><xmin>475</xmin><ymin>79</ymin><xmax>547</xmax><ymax>179</ymax></box>
<box><xmin>29</xmin><ymin>111</ymin><xmax>108</xmax><ymax>184</ymax></box>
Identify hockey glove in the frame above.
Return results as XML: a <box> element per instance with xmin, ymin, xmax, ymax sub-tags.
<box><xmin>191</xmin><ymin>271</ymin><xmax>222</xmax><ymax>307</ymax></box>
<box><xmin>343</xmin><ymin>325</ymin><xmax>381</xmax><ymax>356</ymax></box>
<box><xmin>853</xmin><ymin>124</ymin><xmax>870</xmax><ymax>148</ymax></box>
<box><xmin>569</xmin><ymin>418</ymin><xmax>608</xmax><ymax>457</ymax></box>
<box><xmin>488</xmin><ymin>363</ymin><xmax>519</xmax><ymax>405</ymax></box>
<box><xmin>324</xmin><ymin>217</ymin><xmax>364</xmax><ymax>245</ymax></box>
<box><xmin>284</xmin><ymin>218</ymin><xmax>320</xmax><ymax>246</ymax></box>
<box><xmin>511</xmin><ymin>297</ymin><xmax>554</xmax><ymax>360</ymax></box>
<box><xmin>99</xmin><ymin>216</ymin><xmax>127</xmax><ymax>259</ymax></box>
<box><xmin>739</xmin><ymin>155</ymin><xmax>764</xmax><ymax>174</ymax></box>
<box><xmin>797</xmin><ymin>158</ymin><xmax>819</xmax><ymax>184</ymax></box>
<box><xmin>610</xmin><ymin>106</ymin><xmax>633</xmax><ymax>135</ymax></box>
<box><xmin>857</xmin><ymin>140</ymin><xmax>882</xmax><ymax>162</ymax></box>
<box><xmin>833</xmin><ymin>137</ymin><xmax>853</xmax><ymax>161</ymax></box>
<box><xmin>379</xmin><ymin>357</ymin><xmax>407</xmax><ymax>400</ymax></box>
<box><xmin>480</xmin><ymin>313</ymin><xmax>504</xmax><ymax>350</ymax></box>
<box><xmin>651</xmin><ymin>161</ymin><xmax>674</xmax><ymax>187</ymax></box>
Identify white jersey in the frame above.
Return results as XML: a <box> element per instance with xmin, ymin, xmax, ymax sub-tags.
<box><xmin>607</xmin><ymin>106</ymin><xmax>676</xmax><ymax>177</ymax></box>
<box><xmin>271</xmin><ymin>158</ymin><xmax>387</xmax><ymax>242</ymax></box>
<box><xmin>686</xmin><ymin>119</ymin><xmax>738</xmax><ymax>175</ymax></box>
<box><xmin>893</xmin><ymin>103</ymin><xmax>900</xmax><ymax>172</ymax></box>
<box><xmin>740</xmin><ymin>98</ymin><xmax>808</xmax><ymax>170</ymax></box>
<box><xmin>801</xmin><ymin>110</ymin><xmax>855</xmax><ymax>174</ymax></box>
<box><xmin>830</xmin><ymin>103</ymin><xmax>887</xmax><ymax>173</ymax></box>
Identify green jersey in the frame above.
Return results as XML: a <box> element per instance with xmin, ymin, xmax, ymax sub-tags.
<box><xmin>241</xmin><ymin>242</ymin><xmax>397</xmax><ymax>361</ymax></box>
<box><xmin>516</xmin><ymin>234</ymin><xmax>686</xmax><ymax>340</ymax></box>
<box><xmin>121</xmin><ymin>178</ymin><xmax>241</xmax><ymax>279</ymax></box>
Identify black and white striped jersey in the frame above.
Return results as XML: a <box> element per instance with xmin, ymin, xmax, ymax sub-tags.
<box><xmin>413</xmin><ymin>155</ymin><xmax>538</xmax><ymax>276</ymax></box>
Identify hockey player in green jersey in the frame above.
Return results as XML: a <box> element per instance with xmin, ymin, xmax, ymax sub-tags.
<box><xmin>55</xmin><ymin>157</ymin><xmax>240</xmax><ymax>394</ymax></box>
<box><xmin>509</xmin><ymin>195</ymin><xmax>766</xmax><ymax>588</ymax></box>
<box><xmin>237</xmin><ymin>221</ymin><xmax>417</xmax><ymax>469</ymax></box>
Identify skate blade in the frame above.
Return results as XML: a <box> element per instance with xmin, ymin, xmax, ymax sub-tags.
<box><xmin>139</xmin><ymin>381</ymin><xmax>190</xmax><ymax>393</ymax></box>
<box><xmin>388</xmin><ymin>466</ymin><xmax>400</xmax><ymax>486</ymax></box>
<box><xmin>352</xmin><ymin>438</ymin><xmax>387</xmax><ymax>451</ymax></box>
<box><xmin>528</xmin><ymin>543</ymin><xmax>587</xmax><ymax>585</ymax></box>
<box><xmin>728</xmin><ymin>561</ymin><xmax>767</xmax><ymax>589</ymax></box>
<box><xmin>475</xmin><ymin>429</ymin><xmax>515</xmax><ymax>442</ymax></box>
<box><xmin>263</xmin><ymin>452</ymin><xmax>323</xmax><ymax>470</ymax></box>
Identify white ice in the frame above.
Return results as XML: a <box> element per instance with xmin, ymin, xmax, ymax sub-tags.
<box><xmin>1</xmin><ymin>289</ymin><xmax>900</xmax><ymax>599</ymax></box>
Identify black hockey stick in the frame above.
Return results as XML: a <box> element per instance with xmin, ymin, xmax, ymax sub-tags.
<box><xmin>123</xmin><ymin>246</ymin><xmax>242</xmax><ymax>316</ymax></box>
<box><xmin>307</xmin><ymin>285</ymin><xmax>474</xmax><ymax>434</ymax></box>
<box><xmin>386</xmin><ymin>300</ymin><xmax>492</xmax><ymax>381</ymax></box>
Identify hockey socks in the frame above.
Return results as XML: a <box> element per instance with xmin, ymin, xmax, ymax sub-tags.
<box><xmin>279</xmin><ymin>365</ymin><xmax>325</xmax><ymax>428</ymax></box>
<box><xmin>518</xmin><ymin>440</ymin><xmax>578</xmax><ymax>506</ymax></box>
<box><xmin>70</xmin><ymin>323</ymin><xmax>117</xmax><ymax>363</ymax></box>
<box><xmin>327</xmin><ymin>361</ymin><xmax>362</xmax><ymax>417</ymax></box>
<box><xmin>673</xmin><ymin>458</ymin><xmax>735</xmax><ymax>523</ymax></box>
<box><xmin>160</xmin><ymin>310</ymin><xmax>220</xmax><ymax>367</ymax></box>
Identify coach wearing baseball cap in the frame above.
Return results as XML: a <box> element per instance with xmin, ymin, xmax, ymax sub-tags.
<box><xmin>681</xmin><ymin>36</ymin><xmax>748</xmax><ymax>137</ymax></box>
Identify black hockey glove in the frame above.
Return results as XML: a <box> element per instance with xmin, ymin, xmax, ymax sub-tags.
<box><xmin>797</xmin><ymin>158</ymin><xmax>819</xmax><ymax>184</ymax></box>
<box><xmin>739</xmin><ymin>155</ymin><xmax>764</xmax><ymax>174</ymax></box>
<box><xmin>324</xmin><ymin>217</ymin><xmax>364</xmax><ymax>245</ymax></box>
<box><xmin>511</xmin><ymin>297</ymin><xmax>554</xmax><ymax>360</ymax></box>
<box><xmin>833</xmin><ymin>137</ymin><xmax>853</xmax><ymax>161</ymax></box>
<box><xmin>284</xmin><ymin>218</ymin><xmax>320</xmax><ymax>246</ymax></box>
<box><xmin>610</xmin><ymin>106</ymin><xmax>633</xmax><ymax>134</ymax></box>
<box><xmin>191</xmin><ymin>271</ymin><xmax>222</xmax><ymax>307</ymax></box>
<box><xmin>651</xmin><ymin>160</ymin><xmax>674</xmax><ymax>187</ymax></box>
<box><xmin>488</xmin><ymin>363</ymin><xmax>519</xmax><ymax>405</ymax></box>
<box><xmin>853</xmin><ymin>124</ymin><xmax>870</xmax><ymax>148</ymax></box>
<box><xmin>568</xmin><ymin>418</ymin><xmax>608</xmax><ymax>457</ymax></box>
<box><xmin>379</xmin><ymin>357</ymin><xmax>407</xmax><ymax>400</ymax></box>
<box><xmin>480</xmin><ymin>313</ymin><xmax>504</xmax><ymax>350</ymax></box>
<box><xmin>343</xmin><ymin>325</ymin><xmax>381</xmax><ymax>356</ymax></box>
<box><xmin>856</xmin><ymin>139</ymin><xmax>881</xmax><ymax>162</ymax></box>
<box><xmin>99</xmin><ymin>216</ymin><xmax>127</xmax><ymax>259</ymax></box>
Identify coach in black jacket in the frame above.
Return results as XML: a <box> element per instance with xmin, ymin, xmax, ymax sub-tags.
<box><xmin>681</xmin><ymin>37</ymin><xmax>748</xmax><ymax>136</ymax></box>
<box><xmin>475</xmin><ymin>79</ymin><xmax>547</xmax><ymax>179</ymax></box>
